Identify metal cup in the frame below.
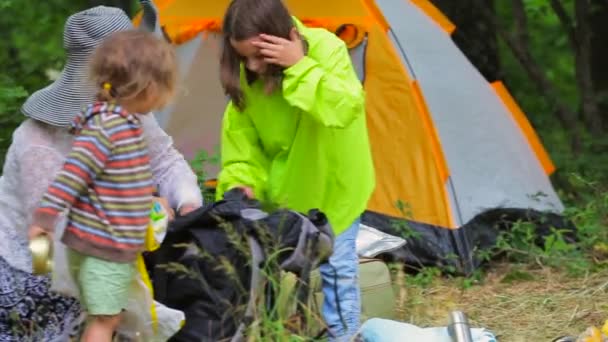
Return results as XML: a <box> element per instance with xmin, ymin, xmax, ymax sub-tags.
<box><xmin>447</xmin><ymin>311</ymin><xmax>474</xmax><ymax>342</ymax></box>
<box><xmin>29</xmin><ymin>235</ymin><xmax>53</xmax><ymax>275</ymax></box>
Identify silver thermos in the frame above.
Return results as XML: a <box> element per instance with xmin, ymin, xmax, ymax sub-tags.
<box><xmin>447</xmin><ymin>311</ymin><xmax>474</xmax><ymax>342</ymax></box>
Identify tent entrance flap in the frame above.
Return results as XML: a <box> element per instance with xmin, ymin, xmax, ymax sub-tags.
<box><xmin>156</xmin><ymin>33</ymin><xmax>226</xmax><ymax>178</ymax></box>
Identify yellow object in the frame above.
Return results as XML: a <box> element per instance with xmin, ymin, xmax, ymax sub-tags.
<box><xmin>577</xmin><ymin>326</ymin><xmax>605</xmax><ymax>342</ymax></box>
<box><xmin>136</xmin><ymin>202</ymin><xmax>170</xmax><ymax>334</ymax></box>
<box><xmin>593</xmin><ymin>243</ymin><xmax>608</xmax><ymax>255</ymax></box>
<box><xmin>103</xmin><ymin>82</ymin><xmax>112</xmax><ymax>91</ymax></box>
<box><xmin>124</xmin><ymin>202</ymin><xmax>170</xmax><ymax>335</ymax></box>
<box><xmin>29</xmin><ymin>235</ymin><xmax>53</xmax><ymax>275</ymax></box>
<box><xmin>588</xmin><ymin>326</ymin><xmax>602</xmax><ymax>342</ymax></box>
<box><xmin>136</xmin><ymin>253</ymin><xmax>158</xmax><ymax>333</ymax></box>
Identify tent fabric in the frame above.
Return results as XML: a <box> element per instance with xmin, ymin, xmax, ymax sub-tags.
<box><xmin>161</xmin><ymin>34</ymin><xmax>225</xmax><ymax>173</ymax></box>
<box><xmin>137</xmin><ymin>0</ymin><xmax>566</xmax><ymax>273</ymax></box>
<box><xmin>375</xmin><ymin>0</ymin><xmax>564</xmax><ymax>226</ymax></box>
<box><xmin>362</xmin><ymin>23</ymin><xmax>455</xmax><ymax>229</ymax></box>
<box><xmin>409</xmin><ymin>0</ymin><xmax>456</xmax><ymax>35</ymax></box>
<box><xmin>134</xmin><ymin>0</ymin><xmax>376</xmax><ymax>44</ymax></box>
<box><xmin>491</xmin><ymin>81</ymin><xmax>556</xmax><ymax>175</ymax></box>
<box><xmin>348</xmin><ymin>35</ymin><xmax>367</xmax><ymax>82</ymax></box>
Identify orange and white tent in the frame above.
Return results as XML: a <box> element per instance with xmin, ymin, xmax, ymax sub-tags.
<box><xmin>135</xmin><ymin>0</ymin><xmax>564</xmax><ymax>272</ymax></box>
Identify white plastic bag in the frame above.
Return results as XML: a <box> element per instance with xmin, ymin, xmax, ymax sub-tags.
<box><xmin>356</xmin><ymin>224</ymin><xmax>407</xmax><ymax>258</ymax></box>
<box><xmin>116</xmin><ymin>256</ymin><xmax>185</xmax><ymax>341</ymax></box>
<box><xmin>49</xmin><ymin>215</ymin><xmax>81</xmax><ymax>298</ymax></box>
<box><xmin>115</xmin><ymin>201</ymin><xmax>182</xmax><ymax>341</ymax></box>
<box><xmin>358</xmin><ymin>318</ymin><xmax>498</xmax><ymax>342</ymax></box>
<box><xmin>118</xmin><ymin>202</ymin><xmax>185</xmax><ymax>342</ymax></box>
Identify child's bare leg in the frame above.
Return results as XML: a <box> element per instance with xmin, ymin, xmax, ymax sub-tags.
<box><xmin>81</xmin><ymin>314</ymin><xmax>122</xmax><ymax>342</ymax></box>
<box><xmin>67</xmin><ymin>250</ymin><xmax>135</xmax><ymax>342</ymax></box>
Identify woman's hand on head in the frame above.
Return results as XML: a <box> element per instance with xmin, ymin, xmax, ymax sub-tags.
<box><xmin>253</xmin><ymin>28</ymin><xmax>304</xmax><ymax>68</ymax></box>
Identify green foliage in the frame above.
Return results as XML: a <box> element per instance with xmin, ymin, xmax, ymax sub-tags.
<box><xmin>0</xmin><ymin>85</ymin><xmax>28</xmax><ymax>115</ymax></box>
<box><xmin>500</xmin><ymin>267</ymin><xmax>536</xmax><ymax>284</ymax></box>
<box><xmin>0</xmin><ymin>0</ymin><xmax>139</xmax><ymax>173</ymax></box>
<box><xmin>497</xmin><ymin>0</ymin><xmax>608</xmax><ymax>193</ymax></box>
<box><xmin>0</xmin><ymin>0</ymin><xmax>90</xmax><ymax>90</ymax></box>
<box><xmin>482</xmin><ymin>174</ymin><xmax>607</xmax><ymax>276</ymax></box>
<box><xmin>0</xmin><ymin>84</ymin><xmax>28</xmax><ymax>166</ymax></box>
<box><xmin>390</xmin><ymin>200</ymin><xmax>421</xmax><ymax>241</ymax></box>
<box><xmin>405</xmin><ymin>266</ymin><xmax>442</xmax><ymax>288</ymax></box>
<box><xmin>189</xmin><ymin>147</ymin><xmax>220</xmax><ymax>203</ymax></box>
<box><xmin>493</xmin><ymin>219</ymin><xmax>587</xmax><ymax>275</ymax></box>
<box><xmin>388</xmin><ymin>173</ymin><xmax>606</xmax><ymax>289</ymax></box>
<box><xmin>0</xmin><ymin>0</ymin><xmax>89</xmax><ymax>171</ymax></box>
<box><xmin>563</xmin><ymin>175</ymin><xmax>608</xmax><ymax>251</ymax></box>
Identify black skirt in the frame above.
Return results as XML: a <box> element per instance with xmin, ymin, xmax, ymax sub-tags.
<box><xmin>0</xmin><ymin>257</ymin><xmax>82</xmax><ymax>341</ymax></box>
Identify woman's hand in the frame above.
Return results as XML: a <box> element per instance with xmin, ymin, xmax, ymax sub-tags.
<box><xmin>178</xmin><ymin>204</ymin><xmax>198</xmax><ymax>216</ymax></box>
<box><xmin>232</xmin><ymin>185</ymin><xmax>255</xmax><ymax>199</ymax></box>
<box><xmin>239</xmin><ymin>186</ymin><xmax>255</xmax><ymax>199</ymax></box>
<box><xmin>253</xmin><ymin>28</ymin><xmax>304</xmax><ymax>68</ymax></box>
<box><xmin>28</xmin><ymin>225</ymin><xmax>48</xmax><ymax>241</ymax></box>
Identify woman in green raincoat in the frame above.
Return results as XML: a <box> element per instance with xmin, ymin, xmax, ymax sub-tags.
<box><xmin>216</xmin><ymin>0</ymin><xmax>375</xmax><ymax>339</ymax></box>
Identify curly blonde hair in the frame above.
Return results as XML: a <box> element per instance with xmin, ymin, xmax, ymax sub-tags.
<box><xmin>89</xmin><ymin>29</ymin><xmax>177</xmax><ymax>109</ymax></box>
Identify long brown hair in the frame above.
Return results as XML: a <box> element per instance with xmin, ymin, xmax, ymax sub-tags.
<box><xmin>220</xmin><ymin>0</ymin><xmax>295</xmax><ymax>111</ymax></box>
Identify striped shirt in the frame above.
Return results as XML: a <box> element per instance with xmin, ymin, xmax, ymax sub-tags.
<box><xmin>33</xmin><ymin>102</ymin><xmax>154</xmax><ymax>263</ymax></box>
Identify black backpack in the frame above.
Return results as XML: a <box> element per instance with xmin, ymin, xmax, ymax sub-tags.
<box><xmin>144</xmin><ymin>189</ymin><xmax>335</xmax><ymax>341</ymax></box>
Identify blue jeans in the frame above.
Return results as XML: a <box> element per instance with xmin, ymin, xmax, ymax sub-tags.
<box><xmin>319</xmin><ymin>219</ymin><xmax>361</xmax><ymax>341</ymax></box>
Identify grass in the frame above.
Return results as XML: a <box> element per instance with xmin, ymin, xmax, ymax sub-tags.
<box><xmin>398</xmin><ymin>263</ymin><xmax>608</xmax><ymax>342</ymax></box>
<box><xmin>76</xmin><ymin>158</ymin><xmax>608</xmax><ymax>341</ymax></box>
<box><xmin>388</xmin><ymin>174</ymin><xmax>608</xmax><ymax>342</ymax></box>
<box><xmin>5</xmin><ymin>168</ymin><xmax>601</xmax><ymax>342</ymax></box>
<box><xmin>178</xmin><ymin>163</ymin><xmax>607</xmax><ymax>341</ymax></box>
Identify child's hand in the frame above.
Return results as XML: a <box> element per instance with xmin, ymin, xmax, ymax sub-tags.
<box><xmin>28</xmin><ymin>225</ymin><xmax>47</xmax><ymax>241</ymax></box>
<box><xmin>254</xmin><ymin>28</ymin><xmax>304</xmax><ymax>68</ymax></box>
<box><xmin>154</xmin><ymin>196</ymin><xmax>175</xmax><ymax>221</ymax></box>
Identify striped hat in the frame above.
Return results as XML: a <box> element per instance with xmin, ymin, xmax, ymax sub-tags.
<box><xmin>21</xmin><ymin>6</ymin><xmax>133</xmax><ymax>127</ymax></box>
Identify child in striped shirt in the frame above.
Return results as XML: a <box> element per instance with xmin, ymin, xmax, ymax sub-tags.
<box><xmin>28</xmin><ymin>30</ymin><xmax>178</xmax><ymax>342</ymax></box>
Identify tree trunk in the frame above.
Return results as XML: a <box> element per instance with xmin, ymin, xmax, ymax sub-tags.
<box><xmin>430</xmin><ymin>0</ymin><xmax>502</xmax><ymax>82</ymax></box>
<box><xmin>550</xmin><ymin>0</ymin><xmax>603</xmax><ymax>138</ymax></box>
<box><xmin>474</xmin><ymin>0</ymin><xmax>582</xmax><ymax>153</ymax></box>
<box><xmin>589</xmin><ymin>2</ymin><xmax>608</xmax><ymax>135</ymax></box>
<box><xmin>572</xmin><ymin>0</ymin><xmax>602</xmax><ymax>137</ymax></box>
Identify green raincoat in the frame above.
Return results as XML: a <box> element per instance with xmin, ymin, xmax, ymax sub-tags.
<box><xmin>216</xmin><ymin>18</ymin><xmax>375</xmax><ymax>235</ymax></box>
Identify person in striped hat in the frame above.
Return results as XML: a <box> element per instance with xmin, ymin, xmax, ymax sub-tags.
<box><xmin>0</xmin><ymin>6</ymin><xmax>201</xmax><ymax>341</ymax></box>
<box><xmin>28</xmin><ymin>28</ymin><xmax>179</xmax><ymax>342</ymax></box>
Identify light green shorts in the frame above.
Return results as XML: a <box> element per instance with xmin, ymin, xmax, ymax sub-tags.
<box><xmin>67</xmin><ymin>249</ymin><xmax>136</xmax><ymax>316</ymax></box>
